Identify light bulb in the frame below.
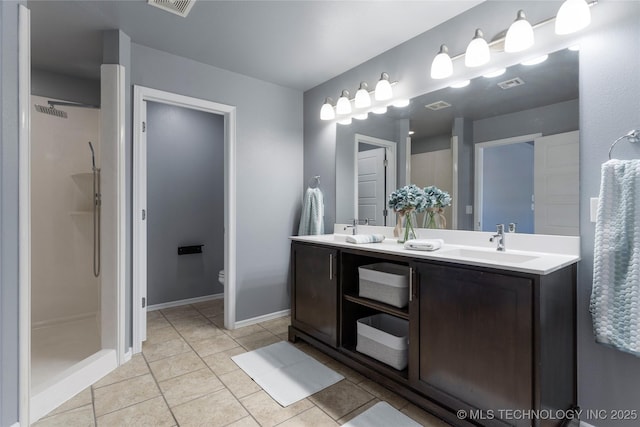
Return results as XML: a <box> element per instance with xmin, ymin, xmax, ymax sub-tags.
<box><xmin>483</xmin><ymin>68</ymin><xmax>506</xmax><ymax>78</ymax></box>
<box><xmin>430</xmin><ymin>44</ymin><xmax>453</xmax><ymax>79</ymax></box>
<box><xmin>354</xmin><ymin>82</ymin><xmax>371</xmax><ymax>108</ymax></box>
<box><xmin>354</xmin><ymin>113</ymin><xmax>368</xmax><ymax>120</ymax></box>
<box><xmin>336</xmin><ymin>90</ymin><xmax>351</xmax><ymax>115</ymax></box>
<box><xmin>450</xmin><ymin>80</ymin><xmax>470</xmax><ymax>89</ymax></box>
<box><xmin>465</xmin><ymin>29</ymin><xmax>490</xmax><ymax>68</ymax></box>
<box><xmin>337</xmin><ymin>118</ymin><xmax>352</xmax><ymax>125</ymax></box>
<box><xmin>555</xmin><ymin>0</ymin><xmax>591</xmax><ymax>35</ymax></box>
<box><xmin>320</xmin><ymin>97</ymin><xmax>335</xmax><ymax>121</ymax></box>
<box><xmin>392</xmin><ymin>99</ymin><xmax>410</xmax><ymax>108</ymax></box>
<box><xmin>375</xmin><ymin>73</ymin><xmax>393</xmax><ymax>101</ymax></box>
<box><xmin>505</xmin><ymin>10</ymin><xmax>534</xmax><ymax>53</ymax></box>
<box><xmin>521</xmin><ymin>55</ymin><xmax>548</xmax><ymax>66</ymax></box>
<box><xmin>372</xmin><ymin>106</ymin><xmax>388</xmax><ymax>115</ymax></box>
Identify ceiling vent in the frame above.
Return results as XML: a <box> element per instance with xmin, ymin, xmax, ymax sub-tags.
<box><xmin>425</xmin><ymin>100</ymin><xmax>452</xmax><ymax>111</ymax></box>
<box><xmin>497</xmin><ymin>77</ymin><xmax>525</xmax><ymax>90</ymax></box>
<box><xmin>147</xmin><ymin>0</ymin><xmax>196</xmax><ymax>18</ymax></box>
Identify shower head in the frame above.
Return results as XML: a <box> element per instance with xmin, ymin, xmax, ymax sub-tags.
<box><xmin>88</xmin><ymin>141</ymin><xmax>96</xmax><ymax>170</ymax></box>
<box><xmin>34</xmin><ymin>100</ymin><xmax>99</xmax><ymax>119</ymax></box>
<box><xmin>34</xmin><ymin>104</ymin><xmax>67</xmax><ymax>119</ymax></box>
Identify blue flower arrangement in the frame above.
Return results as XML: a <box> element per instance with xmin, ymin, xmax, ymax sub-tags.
<box><xmin>422</xmin><ymin>186</ymin><xmax>451</xmax><ymax>228</ymax></box>
<box><xmin>387</xmin><ymin>184</ymin><xmax>427</xmax><ymax>242</ymax></box>
<box><xmin>423</xmin><ymin>185</ymin><xmax>452</xmax><ymax>209</ymax></box>
<box><xmin>387</xmin><ymin>184</ymin><xmax>428</xmax><ymax>213</ymax></box>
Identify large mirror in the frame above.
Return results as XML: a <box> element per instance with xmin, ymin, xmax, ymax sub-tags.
<box><xmin>335</xmin><ymin>48</ymin><xmax>579</xmax><ymax>236</ymax></box>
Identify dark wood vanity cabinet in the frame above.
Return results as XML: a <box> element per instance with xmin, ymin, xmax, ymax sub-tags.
<box><xmin>289</xmin><ymin>242</ymin><xmax>577</xmax><ymax>427</ymax></box>
<box><xmin>290</xmin><ymin>242</ymin><xmax>339</xmax><ymax>347</ymax></box>
<box><xmin>410</xmin><ymin>263</ymin><xmax>533</xmax><ymax>426</ymax></box>
<box><xmin>410</xmin><ymin>261</ymin><xmax>576</xmax><ymax>427</ymax></box>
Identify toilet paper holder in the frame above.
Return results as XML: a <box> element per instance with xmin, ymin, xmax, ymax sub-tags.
<box><xmin>178</xmin><ymin>245</ymin><xmax>204</xmax><ymax>255</ymax></box>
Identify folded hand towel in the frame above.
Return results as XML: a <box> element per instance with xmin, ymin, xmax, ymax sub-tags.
<box><xmin>346</xmin><ymin>234</ymin><xmax>386</xmax><ymax>244</ymax></box>
<box><xmin>403</xmin><ymin>238</ymin><xmax>444</xmax><ymax>251</ymax></box>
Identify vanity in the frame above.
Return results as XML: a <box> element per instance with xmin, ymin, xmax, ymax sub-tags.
<box><xmin>289</xmin><ymin>229</ymin><xmax>579</xmax><ymax>427</ymax></box>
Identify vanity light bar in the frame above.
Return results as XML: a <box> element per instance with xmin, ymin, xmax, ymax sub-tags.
<box><xmin>320</xmin><ymin>77</ymin><xmax>401</xmax><ymax>121</ymax></box>
<box><xmin>430</xmin><ymin>0</ymin><xmax>596</xmax><ymax>80</ymax></box>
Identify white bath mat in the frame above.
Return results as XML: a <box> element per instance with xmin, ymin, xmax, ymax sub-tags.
<box><xmin>231</xmin><ymin>341</ymin><xmax>344</xmax><ymax>407</ymax></box>
<box><xmin>343</xmin><ymin>402</ymin><xmax>422</xmax><ymax>427</ymax></box>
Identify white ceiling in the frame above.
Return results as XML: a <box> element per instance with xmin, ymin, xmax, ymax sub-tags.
<box><xmin>28</xmin><ymin>0</ymin><xmax>483</xmax><ymax>91</ymax></box>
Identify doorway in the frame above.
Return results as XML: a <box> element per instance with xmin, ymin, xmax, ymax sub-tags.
<box><xmin>133</xmin><ymin>86</ymin><xmax>237</xmax><ymax>353</ymax></box>
<box><xmin>354</xmin><ymin>134</ymin><xmax>397</xmax><ymax>226</ymax></box>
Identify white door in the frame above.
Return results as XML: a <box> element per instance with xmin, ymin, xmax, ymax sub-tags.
<box><xmin>534</xmin><ymin>130</ymin><xmax>580</xmax><ymax>236</ymax></box>
<box><xmin>358</xmin><ymin>147</ymin><xmax>386</xmax><ymax>226</ymax></box>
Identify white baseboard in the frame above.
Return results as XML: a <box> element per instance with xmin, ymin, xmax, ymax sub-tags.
<box><xmin>30</xmin><ymin>349</ymin><xmax>117</xmax><ymax>423</ymax></box>
<box><xmin>234</xmin><ymin>309</ymin><xmax>291</xmax><ymax>329</ymax></box>
<box><xmin>11</xmin><ymin>422</ymin><xmax>20</xmax><ymax>427</ymax></box>
<box><xmin>148</xmin><ymin>293</ymin><xmax>223</xmax><ymax>311</ymax></box>
<box><xmin>31</xmin><ymin>311</ymin><xmax>98</xmax><ymax>330</ymax></box>
<box><xmin>123</xmin><ymin>349</ymin><xmax>132</xmax><ymax>363</ymax></box>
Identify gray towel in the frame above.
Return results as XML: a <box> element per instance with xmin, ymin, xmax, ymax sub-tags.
<box><xmin>590</xmin><ymin>159</ymin><xmax>640</xmax><ymax>357</ymax></box>
<box><xmin>298</xmin><ymin>187</ymin><xmax>324</xmax><ymax>236</ymax></box>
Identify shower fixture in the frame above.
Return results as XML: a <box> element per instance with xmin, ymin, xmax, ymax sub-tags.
<box><xmin>88</xmin><ymin>141</ymin><xmax>101</xmax><ymax>278</ymax></box>
<box><xmin>34</xmin><ymin>100</ymin><xmax>99</xmax><ymax>119</ymax></box>
<box><xmin>34</xmin><ymin>103</ymin><xmax>68</xmax><ymax>118</ymax></box>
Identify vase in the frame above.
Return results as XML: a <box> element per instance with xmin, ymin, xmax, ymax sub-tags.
<box><xmin>424</xmin><ymin>208</ymin><xmax>438</xmax><ymax>229</ymax></box>
<box><xmin>398</xmin><ymin>210</ymin><xmax>417</xmax><ymax>243</ymax></box>
<box><xmin>424</xmin><ymin>207</ymin><xmax>446</xmax><ymax>229</ymax></box>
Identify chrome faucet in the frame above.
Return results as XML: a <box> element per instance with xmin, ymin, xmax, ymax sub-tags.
<box><xmin>344</xmin><ymin>219</ymin><xmax>358</xmax><ymax>235</ymax></box>
<box><xmin>489</xmin><ymin>224</ymin><xmax>506</xmax><ymax>251</ymax></box>
<box><xmin>343</xmin><ymin>218</ymin><xmax>370</xmax><ymax>235</ymax></box>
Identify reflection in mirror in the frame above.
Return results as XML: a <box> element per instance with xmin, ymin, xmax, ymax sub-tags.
<box><xmin>356</xmin><ymin>135</ymin><xmax>396</xmax><ymax>226</ymax></box>
<box><xmin>335</xmin><ymin>47</ymin><xmax>579</xmax><ymax>235</ymax></box>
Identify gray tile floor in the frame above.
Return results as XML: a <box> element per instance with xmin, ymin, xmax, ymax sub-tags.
<box><xmin>34</xmin><ymin>299</ymin><xmax>450</xmax><ymax>426</ymax></box>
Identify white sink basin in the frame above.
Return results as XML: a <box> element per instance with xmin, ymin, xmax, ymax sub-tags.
<box><xmin>312</xmin><ymin>234</ymin><xmax>349</xmax><ymax>242</ymax></box>
<box><xmin>442</xmin><ymin>248</ymin><xmax>539</xmax><ymax>264</ymax></box>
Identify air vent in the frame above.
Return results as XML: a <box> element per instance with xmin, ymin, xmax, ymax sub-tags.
<box><xmin>425</xmin><ymin>100</ymin><xmax>452</xmax><ymax>111</ymax></box>
<box><xmin>147</xmin><ymin>0</ymin><xmax>196</xmax><ymax>17</ymax></box>
<box><xmin>497</xmin><ymin>77</ymin><xmax>525</xmax><ymax>90</ymax></box>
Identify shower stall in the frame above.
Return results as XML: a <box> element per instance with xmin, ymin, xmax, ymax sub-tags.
<box><xmin>30</xmin><ymin>94</ymin><xmax>102</xmax><ymax>394</ymax></box>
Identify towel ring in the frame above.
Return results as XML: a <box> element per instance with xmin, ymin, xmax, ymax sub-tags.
<box><xmin>309</xmin><ymin>175</ymin><xmax>320</xmax><ymax>188</ymax></box>
<box><xmin>608</xmin><ymin>129</ymin><xmax>640</xmax><ymax>160</ymax></box>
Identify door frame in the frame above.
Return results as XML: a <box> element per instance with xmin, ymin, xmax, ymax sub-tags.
<box><xmin>132</xmin><ymin>86</ymin><xmax>237</xmax><ymax>353</ymax></box>
<box><xmin>473</xmin><ymin>133</ymin><xmax>541</xmax><ymax>231</ymax></box>
<box><xmin>353</xmin><ymin>134</ymin><xmax>397</xmax><ymax>226</ymax></box>
<box><xmin>18</xmin><ymin>5</ymin><xmax>32</xmax><ymax>424</ymax></box>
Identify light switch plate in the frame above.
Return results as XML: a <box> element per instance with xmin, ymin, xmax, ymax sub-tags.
<box><xmin>590</xmin><ymin>197</ymin><xmax>599</xmax><ymax>222</ymax></box>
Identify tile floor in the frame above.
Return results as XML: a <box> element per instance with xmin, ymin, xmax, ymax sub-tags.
<box><xmin>34</xmin><ymin>299</ymin><xmax>450</xmax><ymax>426</ymax></box>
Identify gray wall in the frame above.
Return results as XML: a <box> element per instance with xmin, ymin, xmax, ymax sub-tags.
<box><xmin>412</xmin><ymin>133</ymin><xmax>450</xmax><ymax>154</ymax></box>
<box><xmin>31</xmin><ymin>68</ymin><xmax>100</xmax><ymax>106</ymax></box>
<box><xmin>473</xmin><ymin>98</ymin><xmax>579</xmax><ymax>143</ymax></box>
<box><xmin>578</xmin><ymin>6</ymin><xmax>640</xmax><ymax>422</ymax></box>
<box><xmin>147</xmin><ymin>101</ymin><xmax>224</xmax><ymax>304</ymax></box>
<box><xmin>304</xmin><ymin>1</ymin><xmax>640</xmax><ymax>423</ymax></box>
<box><xmin>1</xmin><ymin>2</ymin><xmax>24</xmax><ymax>425</ymax></box>
<box><xmin>131</xmin><ymin>43</ymin><xmax>303</xmax><ymax>321</ymax></box>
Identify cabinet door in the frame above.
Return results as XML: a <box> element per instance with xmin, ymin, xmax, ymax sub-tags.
<box><xmin>411</xmin><ymin>262</ymin><xmax>533</xmax><ymax>424</ymax></box>
<box><xmin>292</xmin><ymin>243</ymin><xmax>338</xmax><ymax>347</ymax></box>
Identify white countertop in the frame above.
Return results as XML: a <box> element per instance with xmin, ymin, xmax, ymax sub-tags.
<box><xmin>291</xmin><ymin>229</ymin><xmax>580</xmax><ymax>275</ymax></box>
